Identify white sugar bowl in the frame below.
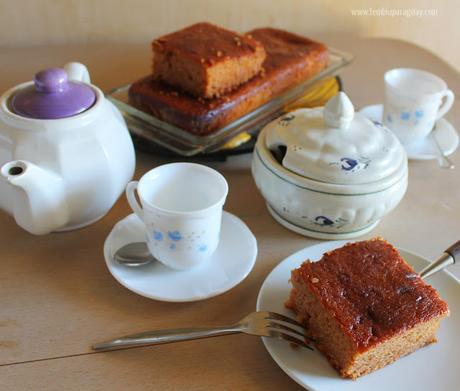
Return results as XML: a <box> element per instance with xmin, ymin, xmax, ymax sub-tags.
<box><xmin>252</xmin><ymin>92</ymin><xmax>408</xmax><ymax>239</ymax></box>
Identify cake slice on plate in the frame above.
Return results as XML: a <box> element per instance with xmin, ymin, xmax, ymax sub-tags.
<box><xmin>286</xmin><ymin>238</ymin><xmax>449</xmax><ymax>379</ymax></box>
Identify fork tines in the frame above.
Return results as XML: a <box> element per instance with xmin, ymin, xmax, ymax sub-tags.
<box><xmin>267</xmin><ymin>330</ymin><xmax>313</xmax><ymax>350</ymax></box>
<box><xmin>256</xmin><ymin>311</ymin><xmax>315</xmax><ymax>349</ymax></box>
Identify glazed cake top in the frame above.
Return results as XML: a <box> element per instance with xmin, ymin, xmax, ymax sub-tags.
<box><xmin>152</xmin><ymin>22</ymin><xmax>264</xmax><ymax>65</ymax></box>
<box><xmin>130</xmin><ymin>28</ymin><xmax>329</xmax><ymax>136</ymax></box>
<box><xmin>296</xmin><ymin>238</ymin><xmax>449</xmax><ymax>350</ymax></box>
<box><xmin>131</xmin><ymin>28</ymin><xmax>329</xmax><ymax>120</ymax></box>
<box><xmin>249</xmin><ymin>27</ymin><xmax>327</xmax><ymax>69</ymax></box>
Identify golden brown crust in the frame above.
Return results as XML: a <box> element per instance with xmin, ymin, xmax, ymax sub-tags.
<box><xmin>294</xmin><ymin>238</ymin><xmax>449</xmax><ymax>351</ymax></box>
<box><xmin>152</xmin><ymin>22</ymin><xmax>264</xmax><ymax>66</ymax></box>
<box><xmin>151</xmin><ymin>22</ymin><xmax>266</xmax><ymax>98</ymax></box>
<box><xmin>286</xmin><ymin>238</ymin><xmax>450</xmax><ymax>379</ymax></box>
<box><xmin>129</xmin><ymin>27</ymin><xmax>329</xmax><ymax>135</ymax></box>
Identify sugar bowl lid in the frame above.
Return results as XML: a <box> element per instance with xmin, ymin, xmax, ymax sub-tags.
<box><xmin>265</xmin><ymin>92</ymin><xmax>406</xmax><ymax>185</ymax></box>
<box><xmin>10</xmin><ymin>67</ymin><xmax>96</xmax><ymax>119</ymax></box>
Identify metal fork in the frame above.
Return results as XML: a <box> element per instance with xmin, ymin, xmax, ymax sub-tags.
<box><xmin>92</xmin><ymin>311</ymin><xmax>313</xmax><ymax>352</ymax></box>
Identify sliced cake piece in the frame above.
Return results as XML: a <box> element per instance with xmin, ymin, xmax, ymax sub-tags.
<box><xmin>151</xmin><ymin>22</ymin><xmax>266</xmax><ymax>98</ymax></box>
<box><xmin>286</xmin><ymin>238</ymin><xmax>449</xmax><ymax>379</ymax></box>
<box><xmin>130</xmin><ymin>27</ymin><xmax>329</xmax><ymax>135</ymax></box>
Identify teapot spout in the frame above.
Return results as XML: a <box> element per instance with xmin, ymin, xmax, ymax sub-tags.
<box><xmin>1</xmin><ymin>160</ymin><xmax>68</xmax><ymax>235</ymax></box>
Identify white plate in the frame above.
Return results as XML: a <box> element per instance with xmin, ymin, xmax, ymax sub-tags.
<box><xmin>256</xmin><ymin>240</ymin><xmax>460</xmax><ymax>391</ymax></box>
<box><xmin>104</xmin><ymin>211</ymin><xmax>257</xmax><ymax>302</ymax></box>
<box><xmin>360</xmin><ymin>104</ymin><xmax>459</xmax><ymax>160</ymax></box>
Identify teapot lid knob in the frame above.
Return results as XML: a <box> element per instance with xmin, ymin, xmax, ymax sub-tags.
<box><xmin>10</xmin><ymin>66</ymin><xmax>96</xmax><ymax>119</ymax></box>
<box><xmin>323</xmin><ymin>92</ymin><xmax>354</xmax><ymax>129</ymax></box>
<box><xmin>34</xmin><ymin>68</ymin><xmax>68</xmax><ymax>93</ymax></box>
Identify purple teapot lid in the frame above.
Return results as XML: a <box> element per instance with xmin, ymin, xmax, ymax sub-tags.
<box><xmin>10</xmin><ymin>68</ymin><xmax>96</xmax><ymax>119</ymax></box>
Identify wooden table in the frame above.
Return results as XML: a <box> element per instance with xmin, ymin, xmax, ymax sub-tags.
<box><xmin>2</xmin><ymin>36</ymin><xmax>460</xmax><ymax>390</ymax></box>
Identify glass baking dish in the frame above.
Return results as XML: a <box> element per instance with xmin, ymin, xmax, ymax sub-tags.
<box><xmin>107</xmin><ymin>48</ymin><xmax>353</xmax><ymax>156</ymax></box>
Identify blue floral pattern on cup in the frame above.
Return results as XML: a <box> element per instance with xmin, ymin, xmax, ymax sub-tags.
<box><xmin>150</xmin><ymin>229</ymin><xmax>209</xmax><ymax>253</ymax></box>
<box><xmin>388</xmin><ymin>109</ymin><xmax>427</xmax><ymax>127</ymax></box>
<box><xmin>168</xmin><ymin>231</ymin><xmax>182</xmax><ymax>241</ymax></box>
<box><xmin>198</xmin><ymin>244</ymin><xmax>208</xmax><ymax>252</ymax></box>
<box><xmin>400</xmin><ymin>112</ymin><xmax>411</xmax><ymax>121</ymax></box>
<box><xmin>153</xmin><ymin>231</ymin><xmax>163</xmax><ymax>241</ymax></box>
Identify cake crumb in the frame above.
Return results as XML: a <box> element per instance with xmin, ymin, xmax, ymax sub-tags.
<box><xmin>233</xmin><ymin>36</ymin><xmax>242</xmax><ymax>46</ymax></box>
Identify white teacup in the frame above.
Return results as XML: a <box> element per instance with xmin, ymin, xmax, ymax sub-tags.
<box><xmin>126</xmin><ymin>163</ymin><xmax>228</xmax><ymax>270</ymax></box>
<box><xmin>383</xmin><ymin>68</ymin><xmax>455</xmax><ymax>145</ymax></box>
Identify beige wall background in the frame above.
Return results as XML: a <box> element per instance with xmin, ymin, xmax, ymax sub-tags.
<box><xmin>1</xmin><ymin>0</ymin><xmax>459</xmax><ymax>71</ymax></box>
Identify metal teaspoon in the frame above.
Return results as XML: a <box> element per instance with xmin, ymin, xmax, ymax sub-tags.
<box><xmin>114</xmin><ymin>242</ymin><xmax>155</xmax><ymax>266</ymax></box>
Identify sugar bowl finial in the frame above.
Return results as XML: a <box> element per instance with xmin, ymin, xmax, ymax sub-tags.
<box><xmin>323</xmin><ymin>92</ymin><xmax>355</xmax><ymax>129</ymax></box>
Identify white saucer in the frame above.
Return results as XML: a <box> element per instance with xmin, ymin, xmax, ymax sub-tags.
<box><xmin>360</xmin><ymin>104</ymin><xmax>459</xmax><ymax>160</ymax></box>
<box><xmin>104</xmin><ymin>211</ymin><xmax>257</xmax><ymax>302</ymax></box>
<box><xmin>257</xmin><ymin>241</ymin><xmax>460</xmax><ymax>391</ymax></box>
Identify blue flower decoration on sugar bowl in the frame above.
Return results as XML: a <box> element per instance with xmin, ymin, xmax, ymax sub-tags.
<box><xmin>313</xmin><ymin>216</ymin><xmax>349</xmax><ymax>229</ymax></box>
<box><xmin>252</xmin><ymin>92</ymin><xmax>408</xmax><ymax>239</ymax></box>
<box><xmin>330</xmin><ymin>156</ymin><xmax>371</xmax><ymax>173</ymax></box>
<box><xmin>340</xmin><ymin>158</ymin><xmax>358</xmax><ymax>171</ymax></box>
<box><xmin>315</xmin><ymin>216</ymin><xmax>334</xmax><ymax>226</ymax></box>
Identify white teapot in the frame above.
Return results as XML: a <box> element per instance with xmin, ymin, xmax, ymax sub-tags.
<box><xmin>0</xmin><ymin>62</ymin><xmax>135</xmax><ymax>234</ymax></box>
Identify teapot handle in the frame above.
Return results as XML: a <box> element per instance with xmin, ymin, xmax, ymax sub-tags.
<box><xmin>64</xmin><ymin>62</ymin><xmax>91</xmax><ymax>83</ymax></box>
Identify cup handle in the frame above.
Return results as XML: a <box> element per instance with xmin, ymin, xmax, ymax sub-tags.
<box><xmin>126</xmin><ymin>181</ymin><xmax>144</xmax><ymax>220</ymax></box>
<box><xmin>436</xmin><ymin>89</ymin><xmax>455</xmax><ymax>120</ymax></box>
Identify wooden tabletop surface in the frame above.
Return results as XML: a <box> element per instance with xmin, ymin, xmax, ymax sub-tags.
<box><xmin>1</xmin><ymin>35</ymin><xmax>460</xmax><ymax>390</ymax></box>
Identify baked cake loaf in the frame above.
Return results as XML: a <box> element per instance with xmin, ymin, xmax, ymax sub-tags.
<box><xmin>129</xmin><ymin>28</ymin><xmax>329</xmax><ymax>135</ymax></box>
<box><xmin>285</xmin><ymin>238</ymin><xmax>449</xmax><ymax>379</ymax></box>
<box><xmin>152</xmin><ymin>22</ymin><xmax>266</xmax><ymax>98</ymax></box>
